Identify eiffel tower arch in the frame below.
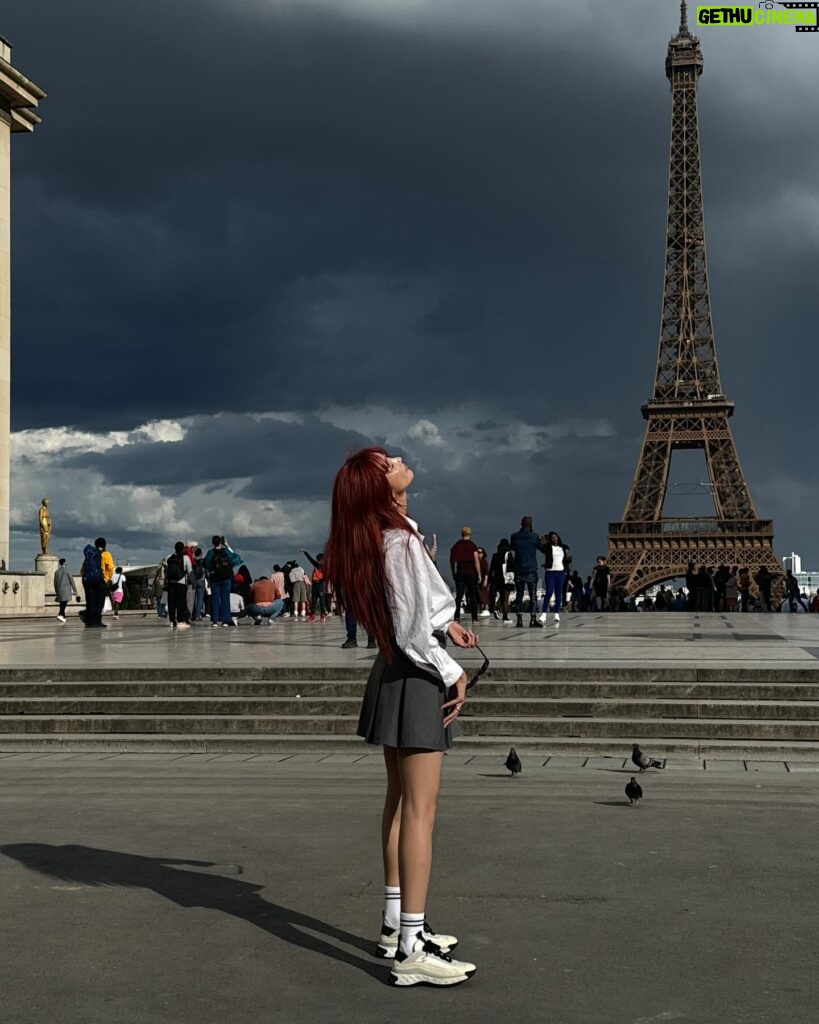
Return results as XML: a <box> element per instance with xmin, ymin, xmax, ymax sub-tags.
<box><xmin>607</xmin><ymin>2</ymin><xmax>781</xmax><ymax>595</ymax></box>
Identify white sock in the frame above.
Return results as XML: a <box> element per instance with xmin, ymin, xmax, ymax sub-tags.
<box><xmin>399</xmin><ymin>912</ymin><xmax>425</xmax><ymax>955</ymax></box>
<box><xmin>383</xmin><ymin>886</ymin><xmax>401</xmax><ymax>930</ymax></box>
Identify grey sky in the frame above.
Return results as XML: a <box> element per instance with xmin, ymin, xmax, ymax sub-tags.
<box><xmin>4</xmin><ymin>0</ymin><xmax>818</xmax><ymax>575</ymax></box>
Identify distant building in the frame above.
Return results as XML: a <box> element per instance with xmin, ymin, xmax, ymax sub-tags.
<box><xmin>783</xmin><ymin>552</ymin><xmax>802</xmax><ymax>574</ymax></box>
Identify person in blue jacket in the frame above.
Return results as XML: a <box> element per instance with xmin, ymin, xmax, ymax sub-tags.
<box><xmin>203</xmin><ymin>536</ymin><xmax>243</xmax><ymax>626</ymax></box>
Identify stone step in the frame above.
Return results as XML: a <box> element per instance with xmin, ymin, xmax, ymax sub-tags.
<box><xmin>4</xmin><ymin>713</ymin><xmax>819</xmax><ymax>740</ymax></box>
<box><xmin>2</xmin><ymin>732</ymin><xmax>819</xmax><ymax>761</ymax></box>
<box><xmin>3</xmin><ymin>679</ymin><xmax>819</xmax><ymax>700</ymax></box>
<box><xmin>3</xmin><ymin>695</ymin><xmax>819</xmax><ymax>720</ymax></box>
<box><xmin>2</xmin><ymin>665</ymin><xmax>819</xmax><ymax>683</ymax></box>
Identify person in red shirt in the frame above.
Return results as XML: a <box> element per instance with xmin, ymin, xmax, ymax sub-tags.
<box><xmin>247</xmin><ymin>576</ymin><xmax>285</xmax><ymax>624</ymax></box>
<box><xmin>449</xmin><ymin>526</ymin><xmax>481</xmax><ymax>624</ymax></box>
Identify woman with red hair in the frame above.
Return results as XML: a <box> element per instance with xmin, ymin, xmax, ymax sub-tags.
<box><xmin>325</xmin><ymin>447</ymin><xmax>478</xmax><ymax>987</ymax></box>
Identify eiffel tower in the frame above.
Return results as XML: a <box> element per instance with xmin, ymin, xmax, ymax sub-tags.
<box><xmin>607</xmin><ymin>1</ymin><xmax>781</xmax><ymax>594</ymax></box>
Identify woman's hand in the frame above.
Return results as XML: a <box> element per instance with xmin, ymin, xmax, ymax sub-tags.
<box><xmin>442</xmin><ymin>671</ymin><xmax>468</xmax><ymax>729</ymax></box>
<box><xmin>447</xmin><ymin>621</ymin><xmax>478</xmax><ymax>648</ymax></box>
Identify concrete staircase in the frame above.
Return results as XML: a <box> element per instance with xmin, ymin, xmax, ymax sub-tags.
<box><xmin>3</xmin><ymin>665</ymin><xmax>819</xmax><ymax>759</ymax></box>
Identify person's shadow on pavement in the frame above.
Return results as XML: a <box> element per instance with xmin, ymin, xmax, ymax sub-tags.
<box><xmin>0</xmin><ymin>843</ymin><xmax>385</xmax><ymax>983</ymax></box>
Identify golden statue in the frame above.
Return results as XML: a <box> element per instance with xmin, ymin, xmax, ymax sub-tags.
<box><xmin>38</xmin><ymin>498</ymin><xmax>52</xmax><ymax>554</ymax></box>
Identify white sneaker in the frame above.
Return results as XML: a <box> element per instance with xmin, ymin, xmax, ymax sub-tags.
<box><xmin>502</xmin><ymin>617</ymin><xmax>512</xmax><ymax>626</ymax></box>
<box><xmin>478</xmin><ymin>610</ymin><xmax>491</xmax><ymax>618</ymax></box>
<box><xmin>282</xmin><ymin>613</ymin><xmax>291</xmax><ymax>618</ymax></box>
<box><xmin>538</xmin><ymin>612</ymin><xmax>547</xmax><ymax>624</ymax></box>
<box><xmin>554</xmin><ymin>613</ymin><xmax>561</xmax><ymax>625</ymax></box>
<box><xmin>56</xmin><ymin>615</ymin><xmax>66</xmax><ymax>623</ymax></box>
<box><xmin>390</xmin><ymin>933</ymin><xmax>476</xmax><ymax>987</ymax></box>
<box><xmin>377</xmin><ymin>921</ymin><xmax>458</xmax><ymax>959</ymax></box>
<box><xmin>176</xmin><ymin>622</ymin><xmax>190</xmax><ymax>631</ymax></box>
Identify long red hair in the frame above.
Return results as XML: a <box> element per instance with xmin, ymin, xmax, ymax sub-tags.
<box><xmin>324</xmin><ymin>446</ymin><xmax>415</xmax><ymax>660</ymax></box>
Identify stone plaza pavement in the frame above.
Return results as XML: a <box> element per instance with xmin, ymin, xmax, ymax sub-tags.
<box><xmin>1</xmin><ymin>606</ymin><xmax>818</xmax><ymax>670</ymax></box>
<box><xmin>1</xmin><ymin>754</ymin><xmax>818</xmax><ymax>1024</ymax></box>
<box><xmin>2</xmin><ymin>613</ymin><xmax>819</xmax><ymax>1022</ymax></box>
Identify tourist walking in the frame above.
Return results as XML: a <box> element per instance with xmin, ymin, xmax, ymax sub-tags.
<box><xmin>153</xmin><ymin>561</ymin><xmax>167</xmax><ymax>618</ymax></box>
<box><xmin>449</xmin><ymin>527</ymin><xmax>481</xmax><ymax>624</ymax></box>
<box><xmin>109</xmin><ymin>566</ymin><xmax>125</xmax><ymax>617</ymax></box>
<box><xmin>325</xmin><ymin>447</ymin><xmax>478</xmax><ymax>987</ymax></box>
<box><xmin>165</xmin><ymin>541</ymin><xmax>193</xmax><ymax>630</ymax></box>
<box><xmin>510</xmin><ymin>516</ymin><xmax>543</xmax><ymax>628</ymax></box>
<box><xmin>81</xmin><ymin>537</ymin><xmax>115</xmax><ymax>629</ymax></box>
<box><xmin>476</xmin><ymin>547</ymin><xmax>491</xmax><ymax>618</ymax></box>
<box><xmin>53</xmin><ymin>558</ymin><xmax>79</xmax><ymax>622</ymax></box>
<box><xmin>538</xmin><ymin>531</ymin><xmax>571</xmax><ymax>627</ymax></box>
<box><xmin>203</xmin><ymin>536</ymin><xmax>242</xmax><ymax>626</ymax></box>
<box><xmin>785</xmin><ymin>570</ymin><xmax>808</xmax><ymax>613</ymax></box>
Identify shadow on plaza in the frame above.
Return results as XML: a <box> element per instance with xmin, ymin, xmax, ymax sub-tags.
<box><xmin>0</xmin><ymin>843</ymin><xmax>385</xmax><ymax>983</ymax></box>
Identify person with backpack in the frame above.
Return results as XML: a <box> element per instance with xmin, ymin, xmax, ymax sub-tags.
<box><xmin>165</xmin><ymin>541</ymin><xmax>193</xmax><ymax>630</ymax></box>
<box><xmin>203</xmin><ymin>535</ymin><xmax>242</xmax><ymax>627</ymax></box>
<box><xmin>81</xmin><ymin>537</ymin><xmax>115</xmax><ymax>629</ymax></box>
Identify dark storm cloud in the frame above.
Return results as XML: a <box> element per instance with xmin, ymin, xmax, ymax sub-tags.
<box><xmin>4</xmin><ymin>0</ymin><xmax>819</xmax><ymax>569</ymax></box>
<box><xmin>49</xmin><ymin>413</ymin><xmax>371</xmax><ymax>498</ymax></box>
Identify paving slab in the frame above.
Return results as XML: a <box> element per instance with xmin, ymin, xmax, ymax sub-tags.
<box><xmin>705</xmin><ymin>760</ymin><xmax>747</xmax><ymax>771</ymax></box>
<box><xmin>317</xmin><ymin>754</ymin><xmax>369</xmax><ymax>764</ymax></box>
<box><xmin>745</xmin><ymin>761</ymin><xmax>788</xmax><ymax>773</ymax></box>
<box><xmin>2</xmin><ymin>761</ymin><xmax>819</xmax><ymax>1024</ymax></box>
<box><xmin>663</xmin><ymin>760</ymin><xmax>705</xmax><ymax>771</ymax></box>
<box><xmin>786</xmin><ymin>762</ymin><xmax>819</xmax><ymax>773</ymax></box>
<box><xmin>585</xmin><ymin>757</ymin><xmax>627</xmax><ymax>770</ymax></box>
<box><xmin>542</xmin><ymin>756</ymin><xmax>588</xmax><ymax>768</ymax></box>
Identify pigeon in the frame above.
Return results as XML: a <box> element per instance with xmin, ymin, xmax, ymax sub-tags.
<box><xmin>632</xmin><ymin>744</ymin><xmax>664</xmax><ymax>772</ymax></box>
<box><xmin>505</xmin><ymin>747</ymin><xmax>522</xmax><ymax>776</ymax></box>
<box><xmin>625</xmin><ymin>777</ymin><xmax>643</xmax><ymax>807</ymax></box>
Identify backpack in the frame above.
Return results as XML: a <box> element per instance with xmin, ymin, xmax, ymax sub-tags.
<box><xmin>192</xmin><ymin>559</ymin><xmax>205</xmax><ymax>581</ymax></box>
<box><xmin>82</xmin><ymin>545</ymin><xmax>103</xmax><ymax>583</ymax></box>
<box><xmin>166</xmin><ymin>552</ymin><xmax>187</xmax><ymax>584</ymax></box>
<box><xmin>211</xmin><ymin>548</ymin><xmax>234</xmax><ymax>582</ymax></box>
<box><xmin>502</xmin><ymin>551</ymin><xmax>515</xmax><ymax>586</ymax></box>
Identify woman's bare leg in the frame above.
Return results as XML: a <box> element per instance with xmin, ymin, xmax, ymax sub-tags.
<box><xmin>381</xmin><ymin>746</ymin><xmax>402</xmax><ymax>887</ymax></box>
<box><xmin>396</xmin><ymin>748</ymin><xmax>443</xmax><ymax>913</ymax></box>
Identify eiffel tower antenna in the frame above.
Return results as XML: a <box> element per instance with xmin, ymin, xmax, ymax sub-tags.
<box><xmin>606</xmin><ymin>5</ymin><xmax>781</xmax><ymax>595</ymax></box>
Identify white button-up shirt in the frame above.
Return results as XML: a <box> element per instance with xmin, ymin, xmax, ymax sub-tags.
<box><xmin>384</xmin><ymin>517</ymin><xmax>463</xmax><ymax>687</ymax></box>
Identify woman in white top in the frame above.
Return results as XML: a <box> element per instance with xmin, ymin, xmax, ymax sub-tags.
<box><xmin>539</xmin><ymin>531</ymin><xmax>571</xmax><ymax>627</ymax></box>
<box><xmin>325</xmin><ymin>447</ymin><xmax>479</xmax><ymax>987</ymax></box>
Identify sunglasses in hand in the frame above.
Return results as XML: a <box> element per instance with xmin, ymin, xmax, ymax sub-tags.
<box><xmin>466</xmin><ymin>644</ymin><xmax>489</xmax><ymax>691</ymax></box>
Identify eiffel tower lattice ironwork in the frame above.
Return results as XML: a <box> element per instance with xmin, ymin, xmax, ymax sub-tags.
<box><xmin>607</xmin><ymin>1</ymin><xmax>781</xmax><ymax>594</ymax></box>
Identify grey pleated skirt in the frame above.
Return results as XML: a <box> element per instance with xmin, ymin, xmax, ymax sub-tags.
<box><xmin>357</xmin><ymin>652</ymin><xmax>460</xmax><ymax>751</ymax></box>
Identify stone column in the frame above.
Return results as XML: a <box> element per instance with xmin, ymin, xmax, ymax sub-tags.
<box><xmin>0</xmin><ymin>39</ymin><xmax>45</xmax><ymax>568</ymax></box>
<box><xmin>0</xmin><ymin>107</ymin><xmax>8</xmax><ymax>568</ymax></box>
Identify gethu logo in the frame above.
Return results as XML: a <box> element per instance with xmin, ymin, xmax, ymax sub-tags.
<box><xmin>696</xmin><ymin>3</ymin><xmax>819</xmax><ymax>31</ymax></box>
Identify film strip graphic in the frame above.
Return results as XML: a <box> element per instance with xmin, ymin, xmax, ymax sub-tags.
<box><xmin>768</xmin><ymin>1</ymin><xmax>819</xmax><ymax>31</ymax></box>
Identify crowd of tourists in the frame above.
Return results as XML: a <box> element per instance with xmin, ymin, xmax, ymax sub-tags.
<box><xmin>64</xmin><ymin>528</ymin><xmax>816</xmax><ymax>632</ymax></box>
